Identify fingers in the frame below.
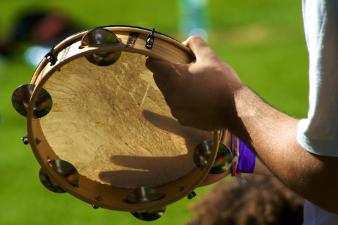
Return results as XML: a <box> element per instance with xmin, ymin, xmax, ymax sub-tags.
<box><xmin>182</xmin><ymin>35</ymin><xmax>216</xmax><ymax>62</ymax></box>
<box><xmin>146</xmin><ymin>57</ymin><xmax>188</xmax><ymax>92</ymax></box>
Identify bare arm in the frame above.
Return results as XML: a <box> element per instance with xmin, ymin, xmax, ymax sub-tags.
<box><xmin>234</xmin><ymin>86</ymin><xmax>338</xmax><ymax>213</ymax></box>
<box><xmin>146</xmin><ymin>36</ymin><xmax>338</xmax><ymax>213</ymax></box>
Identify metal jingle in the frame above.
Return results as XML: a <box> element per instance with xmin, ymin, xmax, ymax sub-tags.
<box><xmin>85</xmin><ymin>51</ymin><xmax>121</xmax><ymax>66</ymax></box>
<box><xmin>12</xmin><ymin>84</ymin><xmax>35</xmax><ymax>116</ymax></box>
<box><xmin>131</xmin><ymin>208</ymin><xmax>166</xmax><ymax>221</ymax></box>
<box><xmin>33</xmin><ymin>88</ymin><xmax>53</xmax><ymax>118</ymax></box>
<box><xmin>81</xmin><ymin>28</ymin><xmax>121</xmax><ymax>66</ymax></box>
<box><xmin>81</xmin><ymin>28</ymin><xmax>119</xmax><ymax>47</ymax></box>
<box><xmin>39</xmin><ymin>168</ymin><xmax>65</xmax><ymax>193</ymax></box>
<box><xmin>124</xmin><ymin>186</ymin><xmax>164</xmax><ymax>204</ymax></box>
<box><xmin>12</xmin><ymin>84</ymin><xmax>53</xmax><ymax>118</ymax></box>
<box><xmin>48</xmin><ymin>159</ymin><xmax>79</xmax><ymax>187</ymax></box>
<box><xmin>209</xmin><ymin>143</ymin><xmax>234</xmax><ymax>175</ymax></box>
<box><xmin>193</xmin><ymin>140</ymin><xmax>213</xmax><ymax>169</ymax></box>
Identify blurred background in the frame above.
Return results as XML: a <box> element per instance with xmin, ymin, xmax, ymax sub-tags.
<box><xmin>0</xmin><ymin>0</ymin><xmax>307</xmax><ymax>224</ymax></box>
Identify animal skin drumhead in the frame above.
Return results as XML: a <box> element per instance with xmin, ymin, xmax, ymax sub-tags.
<box><xmin>39</xmin><ymin>51</ymin><xmax>209</xmax><ymax>188</ymax></box>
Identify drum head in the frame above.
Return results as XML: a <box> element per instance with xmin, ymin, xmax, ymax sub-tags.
<box><xmin>39</xmin><ymin>51</ymin><xmax>209</xmax><ymax>188</ymax></box>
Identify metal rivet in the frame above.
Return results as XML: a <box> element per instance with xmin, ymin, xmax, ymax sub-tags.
<box><xmin>92</xmin><ymin>205</ymin><xmax>99</xmax><ymax>209</ymax></box>
<box><xmin>21</xmin><ymin>136</ymin><xmax>29</xmax><ymax>145</ymax></box>
<box><xmin>187</xmin><ymin>191</ymin><xmax>196</xmax><ymax>200</ymax></box>
<box><xmin>35</xmin><ymin>138</ymin><xmax>41</xmax><ymax>144</ymax></box>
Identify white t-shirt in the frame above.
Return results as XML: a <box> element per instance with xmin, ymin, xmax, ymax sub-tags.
<box><xmin>297</xmin><ymin>0</ymin><xmax>338</xmax><ymax>224</ymax></box>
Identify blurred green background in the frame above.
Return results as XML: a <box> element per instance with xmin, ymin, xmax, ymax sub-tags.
<box><xmin>0</xmin><ymin>0</ymin><xmax>308</xmax><ymax>225</ymax></box>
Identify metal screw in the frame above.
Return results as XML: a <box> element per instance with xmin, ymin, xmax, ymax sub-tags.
<box><xmin>187</xmin><ymin>191</ymin><xmax>197</xmax><ymax>200</ymax></box>
<box><xmin>92</xmin><ymin>205</ymin><xmax>99</xmax><ymax>209</ymax></box>
<box><xmin>145</xmin><ymin>28</ymin><xmax>155</xmax><ymax>49</ymax></box>
<box><xmin>21</xmin><ymin>136</ymin><xmax>29</xmax><ymax>145</ymax></box>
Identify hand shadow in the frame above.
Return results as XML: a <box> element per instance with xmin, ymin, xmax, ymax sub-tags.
<box><xmin>99</xmin><ymin>110</ymin><xmax>211</xmax><ymax>188</ymax></box>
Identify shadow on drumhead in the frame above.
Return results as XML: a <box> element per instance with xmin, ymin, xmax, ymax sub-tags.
<box><xmin>142</xmin><ymin>110</ymin><xmax>209</xmax><ymax>143</ymax></box>
<box><xmin>98</xmin><ymin>110</ymin><xmax>210</xmax><ymax>188</ymax></box>
<box><xmin>99</xmin><ymin>155</ymin><xmax>191</xmax><ymax>187</ymax></box>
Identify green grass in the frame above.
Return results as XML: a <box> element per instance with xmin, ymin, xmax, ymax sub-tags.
<box><xmin>0</xmin><ymin>0</ymin><xmax>308</xmax><ymax>225</ymax></box>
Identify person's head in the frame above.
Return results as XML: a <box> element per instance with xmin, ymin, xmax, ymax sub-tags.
<box><xmin>187</xmin><ymin>176</ymin><xmax>304</xmax><ymax>225</ymax></box>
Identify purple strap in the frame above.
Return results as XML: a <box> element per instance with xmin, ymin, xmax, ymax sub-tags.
<box><xmin>237</xmin><ymin>139</ymin><xmax>256</xmax><ymax>173</ymax></box>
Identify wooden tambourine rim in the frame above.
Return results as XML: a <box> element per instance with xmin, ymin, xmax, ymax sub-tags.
<box><xmin>31</xmin><ymin>26</ymin><xmax>193</xmax><ymax>84</ymax></box>
<box><xmin>27</xmin><ymin>26</ymin><xmax>220</xmax><ymax>211</ymax></box>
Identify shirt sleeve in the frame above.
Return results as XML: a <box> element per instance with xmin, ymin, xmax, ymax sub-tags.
<box><xmin>297</xmin><ymin>0</ymin><xmax>338</xmax><ymax>157</ymax></box>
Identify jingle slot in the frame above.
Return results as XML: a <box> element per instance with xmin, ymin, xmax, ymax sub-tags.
<box><xmin>12</xmin><ymin>84</ymin><xmax>35</xmax><ymax>116</ymax></box>
<box><xmin>131</xmin><ymin>208</ymin><xmax>166</xmax><ymax>221</ymax></box>
<box><xmin>209</xmin><ymin>143</ymin><xmax>234</xmax><ymax>175</ymax></box>
<box><xmin>48</xmin><ymin>159</ymin><xmax>79</xmax><ymax>187</ymax></box>
<box><xmin>193</xmin><ymin>140</ymin><xmax>213</xmax><ymax>169</ymax></box>
<box><xmin>33</xmin><ymin>88</ymin><xmax>53</xmax><ymax>118</ymax></box>
<box><xmin>124</xmin><ymin>186</ymin><xmax>164</xmax><ymax>204</ymax></box>
<box><xmin>39</xmin><ymin>168</ymin><xmax>66</xmax><ymax>193</ymax></box>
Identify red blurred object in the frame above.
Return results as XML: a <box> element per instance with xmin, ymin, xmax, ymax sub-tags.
<box><xmin>0</xmin><ymin>9</ymin><xmax>81</xmax><ymax>58</ymax></box>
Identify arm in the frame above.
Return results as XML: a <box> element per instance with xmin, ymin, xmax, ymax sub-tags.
<box><xmin>234</xmin><ymin>86</ymin><xmax>338</xmax><ymax>213</ymax></box>
<box><xmin>146</xmin><ymin>36</ymin><xmax>338</xmax><ymax>213</ymax></box>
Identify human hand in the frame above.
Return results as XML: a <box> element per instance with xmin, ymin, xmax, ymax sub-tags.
<box><xmin>146</xmin><ymin>36</ymin><xmax>243</xmax><ymax>131</ymax></box>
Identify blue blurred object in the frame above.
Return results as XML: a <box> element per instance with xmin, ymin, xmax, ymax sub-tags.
<box><xmin>24</xmin><ymin>45</ymin><xmax>50</xmax><ymax>67</ymax></box>
<box><xmin>179</xmin><ymin>0</ymin><xmax>209</xmax><ymax>40</ymax></box>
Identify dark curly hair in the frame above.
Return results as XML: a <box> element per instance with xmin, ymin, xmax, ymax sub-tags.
<box><xmin>187</xmin><ymin>176</ymin><xmax>304</xmax><ymax>225</ymax></box>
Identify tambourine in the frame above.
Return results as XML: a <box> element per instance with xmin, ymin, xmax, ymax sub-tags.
<box><xmin>12</xmin><ymin>26</ymin><xmax>233</xmax><ymax>221</ymax></box>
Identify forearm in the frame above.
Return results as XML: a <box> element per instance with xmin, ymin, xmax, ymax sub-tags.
<box><xmin>232</xmin><ymin>86</ymin><xmax>338</xmax><ymax>213</ymax></box>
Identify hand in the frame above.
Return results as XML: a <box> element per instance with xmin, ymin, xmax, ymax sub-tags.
<box><xmin>146</xmin><ymin>36</ymin><xmax>243</xmax><ymax>131</ymax></box>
